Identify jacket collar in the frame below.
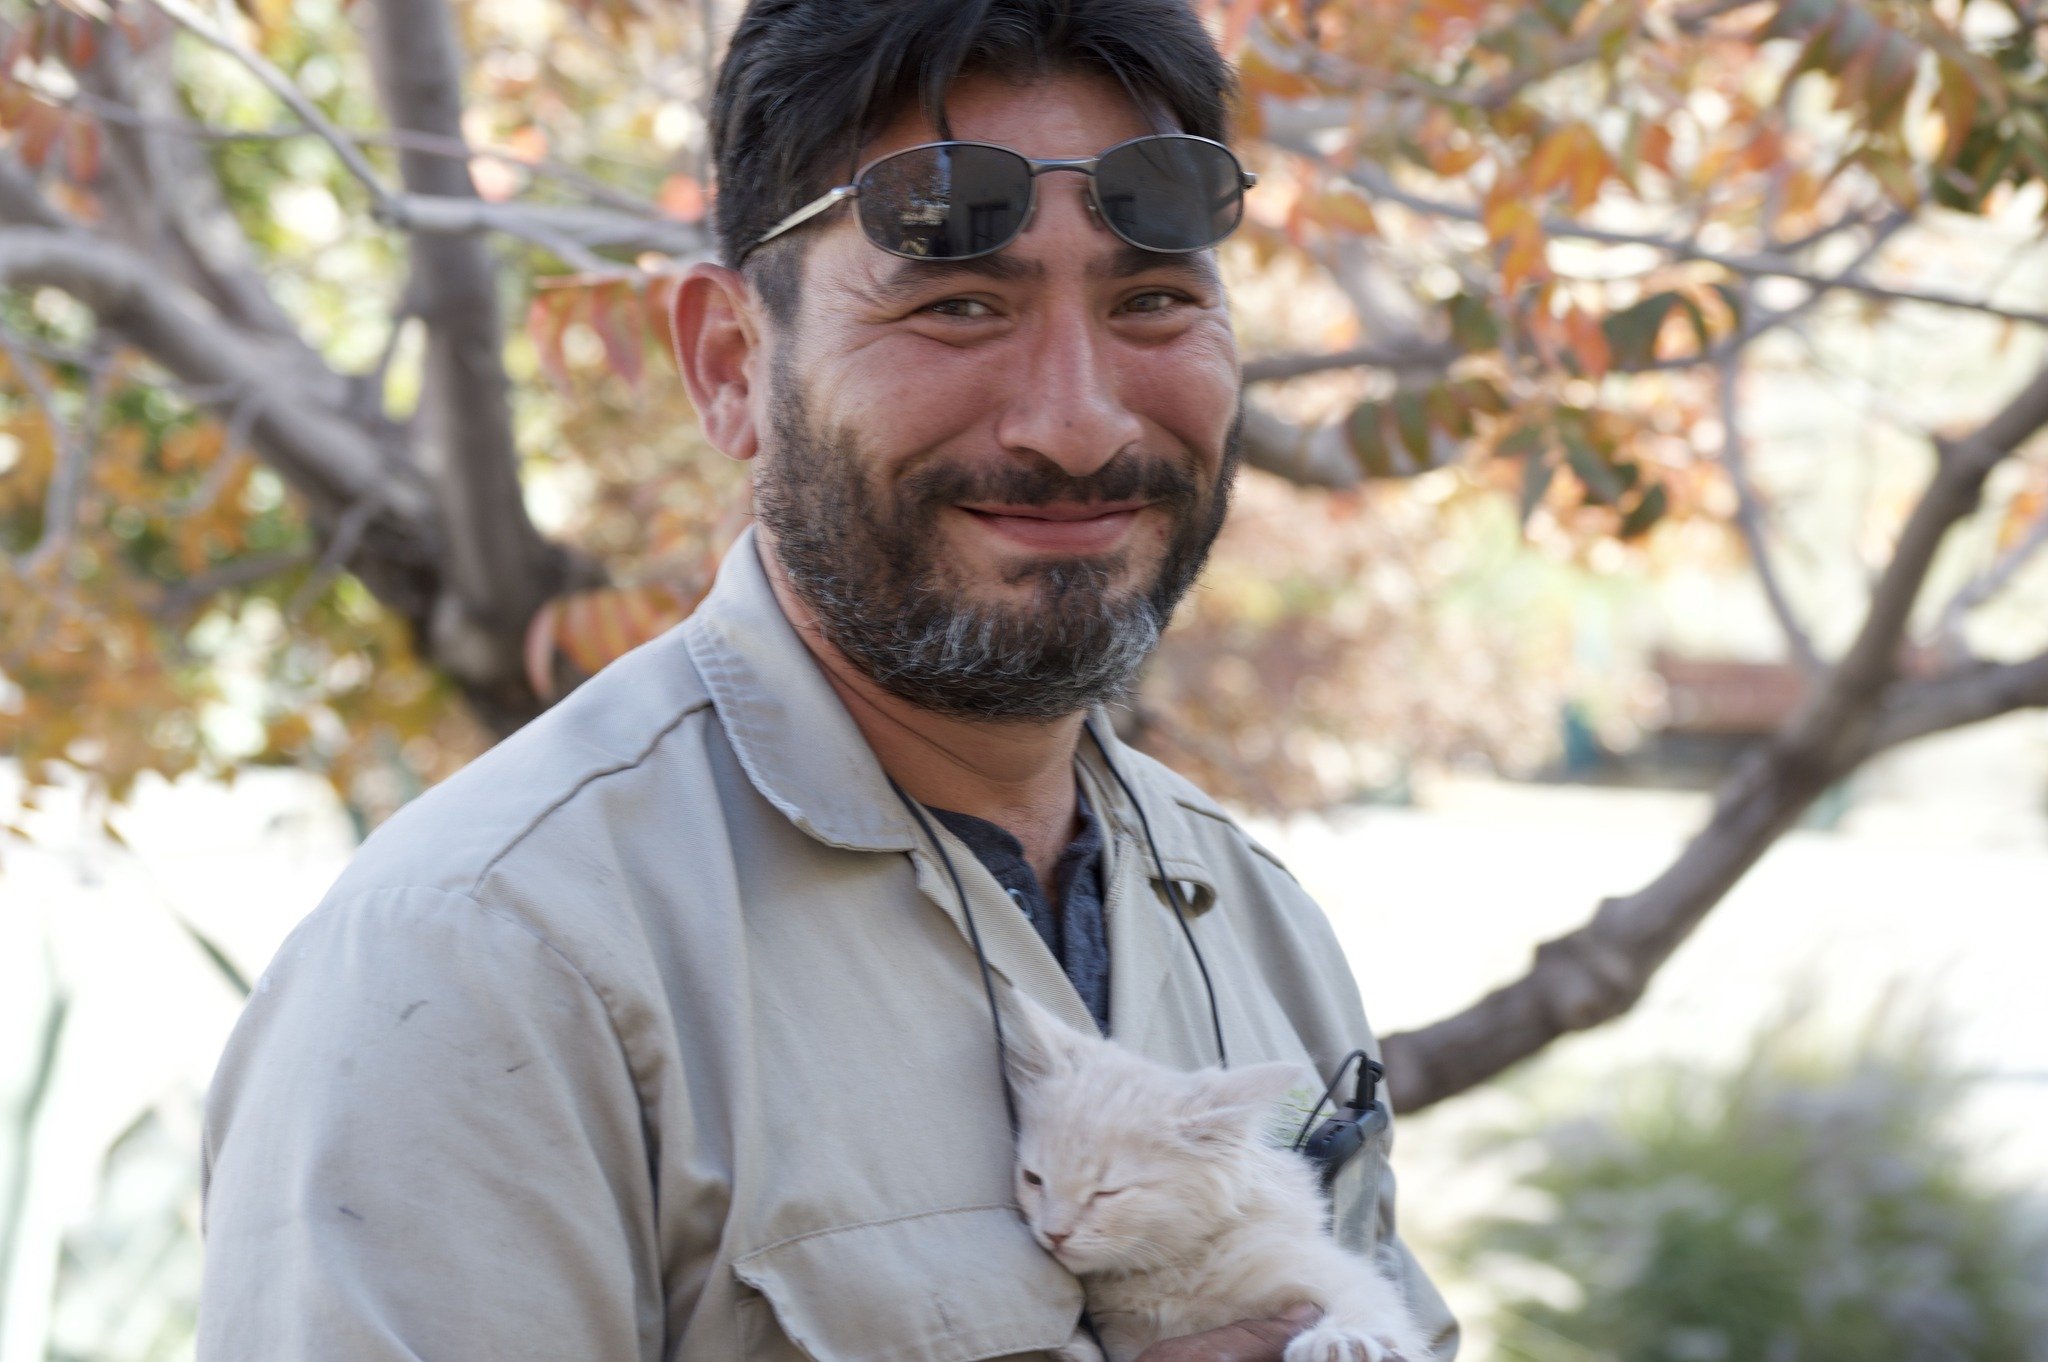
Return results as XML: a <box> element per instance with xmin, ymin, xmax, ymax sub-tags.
<box><xmin>682</xmin><ymin>527</ymin><xmax>917</xmax><ymax>853</ymax></box>
<box><xmin>682</xmin><ymin>526</ymin><xmax>1219</xmax><ymax>908</ymax></box>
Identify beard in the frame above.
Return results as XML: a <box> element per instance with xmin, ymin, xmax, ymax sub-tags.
<box><xmin>753</xmin><ymin>359</ymin><xmax>1241</xmax><ymax>721</ymax></box>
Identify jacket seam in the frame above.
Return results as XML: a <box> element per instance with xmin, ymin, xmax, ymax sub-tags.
<box><xmin>1171</xmin><ymin>795</ymin><xmax>1296</xmax><ymax>876</ymax></box>
<box><xmin>304</xmin><ymin>882</ymin><xmax>660</xmax><ymax>1188</ymax></box>
<box><xmin>736</xmin><ymin>1202</ymin><xmax>1021</xmax><ymax>1260</ymax></box>
<box><xmin>465</xmin><ymin>695</ymin><xmax>713</xmax><ymax>895</ymax></box>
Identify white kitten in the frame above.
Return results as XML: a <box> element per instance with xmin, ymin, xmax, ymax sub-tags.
<box><xmin>1005</xmin><ymin>998</ymin><xmax>1433</xmax><ymax>1362</ymax></box>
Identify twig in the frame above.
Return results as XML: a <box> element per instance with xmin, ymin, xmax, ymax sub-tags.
<box><xmin>1717</xmin><ymin>338</ymin><xmax>1822</xmax><ymax>671</ymax></box>
<box><xmin>143</xmin><ymin>0</ymin><xmax>398</xmax><ymax>214</ymax></box>
<box><xmin>1274</xmin><ymin>139</ymin><xmax>2048</xmax><ymax>329</ymax></box>
<box><xmin>1242</xmin><ymin>338</ymin><xmax>1461</xmax><ymax>385</ymax></box>
<box><xmin>1</xmin><ymin>325</ymin><xmax>107</xmax><ymax>575</ymax></box>
<box><xmin>381</xmin><ymin>194</ymin><xmax>708</xmax><ymax>263</ymax></box>
<box><xmin>165</xmin><ymin>386</ymin><xmax>260</xmax><ymax>516</ymax></box>
<box><xmin>1932</xmin><ymin>501</ymin><xmax>2048</xmax><ymax>655</ymax></box>
<box><xmin>30</xmin><ymin>86</ymin><xmax>669</xmax><ymax>217</ymax></box>
<box><xmin>288</xmin><ymin>494</ymin><xmax>379</xmax><ymax>618</ymax></box>
<box><xmin>153</xmin><ymin>548</ymin><xmax>313</xmax><ymax>621</ymax></box>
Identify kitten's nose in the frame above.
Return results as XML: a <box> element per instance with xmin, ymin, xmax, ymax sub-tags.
<box><xmin>1045</xmin><ymin>1231</ymin><xmax>1071</xmax><ymax>1251</ymax></box>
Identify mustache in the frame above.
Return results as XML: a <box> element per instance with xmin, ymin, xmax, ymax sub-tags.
<box><xmin>896</xmin><ymin>451</ymin><xmax>1202</xmax><ymax>514</ymax></box>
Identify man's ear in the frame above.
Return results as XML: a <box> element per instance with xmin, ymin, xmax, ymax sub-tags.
<box><xmin>670</xmin><ymin>261</ymin><xmax>765</xmax><ymax>463</ymax></box>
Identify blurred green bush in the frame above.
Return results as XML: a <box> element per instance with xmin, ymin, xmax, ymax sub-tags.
<box><xmin>1455</xmin><ymin>1016</ymin><xmax>2048</xmax><ymax>1362</ymax></box>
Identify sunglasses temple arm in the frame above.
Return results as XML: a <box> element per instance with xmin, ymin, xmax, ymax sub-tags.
<box><xmin>748</xmin><ymin>185</ymin><xmax>859</xmax><ymax>256</ymax></box>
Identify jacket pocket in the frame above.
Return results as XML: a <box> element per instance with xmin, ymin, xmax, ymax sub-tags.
<box><xmin>732</xmin><ymin>1203</ymin><xmax>1084</xmax><ymax>1362</ymax></box>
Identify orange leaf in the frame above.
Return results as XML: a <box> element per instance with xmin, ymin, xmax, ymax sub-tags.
<box><xmin>1499</xmin><ymin>220</ymin><xmax>1547</xmax><ymax>294</ymax></box>
<box><xmin>525</xmin><ymin>290</ymin><xmax>576</xmax><ymax>389</ymax></box>
<box><xmin>65</xmin><ymin>113</ymin><xmax>100</xmax><ymax>183</ymax></box>
<box><xmin>503</xmin><ymin>125</ymin><xmax>548</xmax><ymax>164</ymax></box>
<box><xmin>63</xmin><ymin>11</ymin><xmax>97</xmax><ymax>69</ymax></box>
<box><xmin>1638</xmin><ymin>122</ymin><xmax>1673</xmax><ymax>174</ymax></box>
<box><xmin>1298</xmin><ymin>186</ymin><xmax>1377</xmax><ymax>235</ymax></box>
<box><xmin>659</xmin><ymin>173</ymin><xmax>707</xmax><ymax>222</ymax></box>
<box><xmin>17</xmin><ymin>103</ymin><xmax>59</xmax><ymax>170</ymax></box>
<box><xmin>587</xmin><ymin>284</ymin><xmax>644</xmax><ymax>388</ymax></box>
<box><xmin>1564</xmin><ymin>307</ymin><xmax>1612</xmax><ymax>380</ymax></box>
<box><xmin>1219</xmin><ymin>0</ymin><xmax>1260</xmax><ymax>55</ymax></box>
<box><xmin>552</xmin><ymin>586</ymin><xmax>689</xmax><ymax>678</ymax></box>
<box><xmin>1997</xmin><ymin>488</ymin><xmax>2045</xmax><ymax>551</ymax></box>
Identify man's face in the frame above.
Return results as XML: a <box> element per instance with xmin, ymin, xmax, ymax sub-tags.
<box><xmin>751</xmin><ymin>70</ymin><xmax>1243</xmax><ymax>720</ymax></box>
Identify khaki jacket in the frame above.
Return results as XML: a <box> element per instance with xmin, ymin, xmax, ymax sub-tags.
<box><xmin>198</xmin><ymin>529</ymin><xmax>1457</xmax><ymax>1362</ymax></box>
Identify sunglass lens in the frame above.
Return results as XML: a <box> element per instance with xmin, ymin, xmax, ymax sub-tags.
<box><xmin>857</xmin><ymin>143</ymin><xmax>1031</xmax><ymax>259</ymax></box>
<box><xmin>1095</xmin><ymin>137</ymin><xmax>1244</xmax><ymax>252</ymax></box>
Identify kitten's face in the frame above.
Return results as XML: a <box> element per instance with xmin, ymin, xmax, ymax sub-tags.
<box><xmin>1006</xmin><ymin>1000</ymin><xmax>1302</xmax><ymax>1276</ymax></box>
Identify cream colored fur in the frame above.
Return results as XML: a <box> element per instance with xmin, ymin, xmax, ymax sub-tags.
<box><xmin>1005</xmin><ymin>998</ymin><xmax>1432</xmax><ymax>1362</ymax></box>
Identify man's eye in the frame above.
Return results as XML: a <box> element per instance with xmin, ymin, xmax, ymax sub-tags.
<box><xmin>1119</xmin><ymin>290</ymin><xmax>1187</xmax><ymax>315</ymax></box>
<box><xmin>923</xmin><ymin>297</ymin><xmax>996</xmax><ymax>319</ymax></box>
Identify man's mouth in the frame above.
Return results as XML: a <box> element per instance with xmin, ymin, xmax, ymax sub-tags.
<box><xmin>956</xmin><ymin>500</ymin><xmax>1149</xmax><ymax>554</ymax></box>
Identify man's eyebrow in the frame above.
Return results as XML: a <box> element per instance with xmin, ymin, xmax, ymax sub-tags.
<box><xmin>864</xmin><ymin>252</ymin><xmax>1047</xmax><ymax>304</ymax></box>
<box><xmin>1086</xmin><ymin>244</ymin><xmax>1222</xmax><ymax>288</ymax></box>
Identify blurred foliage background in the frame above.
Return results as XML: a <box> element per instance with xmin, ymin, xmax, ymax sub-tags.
<box><xmin>1457</xmin><ymin>1012</ymin><xmax>2048</xmax><ymax>1362</ymax></box>
<box><xmin>4</xmin><ymin>0</ymin><xmax>2048</xmax><ymax>1356</ymax></box>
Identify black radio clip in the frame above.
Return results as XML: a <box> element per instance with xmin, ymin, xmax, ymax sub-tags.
<box><xmin>1293</xmin><ymin>1051</ymin><xmax>1389</xmax><ymax>1192</ymax></box>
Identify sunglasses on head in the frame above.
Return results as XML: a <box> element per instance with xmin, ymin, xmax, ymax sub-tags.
<box><xmin>739</xmin><ymin>132</ymin><xmax>1256</xmax><ymax>264</ymax></box>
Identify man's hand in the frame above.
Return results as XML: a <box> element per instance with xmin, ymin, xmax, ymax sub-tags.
<box><xmin>1133</xmin><ymin>1303</ymin><xmax>1323</xmax><ymax>1362</ymax></box>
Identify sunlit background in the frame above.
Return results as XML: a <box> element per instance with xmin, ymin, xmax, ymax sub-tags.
<box><xmin>5</xmin><ymin>0</ymin><xmax>2048</xmax><ymax>1358</ymax></box>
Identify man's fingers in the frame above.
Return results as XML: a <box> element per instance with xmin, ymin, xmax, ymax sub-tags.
<box><xmin>1134</xmin><ymin>1303</ymin><xmax>1323</xmax><ymax>1361</ymax></box>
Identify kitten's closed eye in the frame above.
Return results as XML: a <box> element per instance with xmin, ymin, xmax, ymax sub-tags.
<box><xmin>1089</xmin><ymin>1188</ymin><xmax>1125</xmax><ymax>1202</ymax></box>
<box><xmin>1022</xmin><ymin>1170</ymin><xmax>1043</xmax><ymax>1186</ymax></box>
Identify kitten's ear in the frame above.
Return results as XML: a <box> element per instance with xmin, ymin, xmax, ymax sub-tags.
<box><xmin>1003</xmin><ymin>995</ymin><xmax>1093</xmax><ymax>1085</ymax></box>
<box><xmin>1177</xmin><ymin>1061</ymin><xmax>1305</xmax><ymax>1145</ymax></box>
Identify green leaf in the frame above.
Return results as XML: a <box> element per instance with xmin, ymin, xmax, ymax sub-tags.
<box><xmin>1391</xmin><ymin>389</ymin><xmax>1433</xmax><ymax>467</ymax></box>
<box><xmin>1520</xmin><ymin>446</ymin><xmax>1557</xmax><ymax>525</ymax></box>
<box><xmin>1346</xmin><ymin>401</ymin><xmax>1398</xmax><ymax>478</ymax></box>
<box><xmin>1620</xmin><ymin>483</ymin><xmax>1670</xmax><ymax>538</ymax></box>
<box><xmin>1427</xmin><ymin>383</ymin><xmax>1475</xmax><ymax>439</ymax></box>
<box><xmin>1448</xmin><ymin>292</ymin><xmax>1501</xmax><ymax>352</ymax></box>
<box><xmin>1602</xmin><ymin>293</ymin><xmax>1677</xmax><ymax>369</ymax></box>
<box><xmin>1565</xmin><ymin>432</ymin><xmax>1626</xmax><ymax>505</ymax></box>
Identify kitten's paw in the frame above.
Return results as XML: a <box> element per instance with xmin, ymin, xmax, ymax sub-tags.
<box><xmin>1052</xmin><ymin>1328</ymin><xmax>1107</xmax><ymax>1362</ymax></box>
<box><xmin>1283</xmin><ymin>1323</ymin><xmax>1416</xmax><ymax>1362</ymax></box>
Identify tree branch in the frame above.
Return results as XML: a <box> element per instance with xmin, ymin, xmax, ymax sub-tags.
<box><xmin>1242</xmin><ymin>338</ymin><xmax>1460</xmax><ymax>385</ymax></box>
<box><xmin>0</xmin><ymin>228</ymin><xmax>437</xmax><ymax>549</ymax></box>
<box><xmin>1863</xmin><ymin>648</ymin><xmax>2048</xmax><ymax>754</ymax></box>
<box><xmin>358</xmin><ymin>0</ymin><xmax>575</xmax><ymax>722</ymax></box>
<box><xmin>1237</xmin><ymin>406</ymin><xmax>1364</xmax><ymax>490</ymax></box>
<box><xmin>385</xmin><ymin>194</ymin><xmax>709</xmax><ymax>262</ymax></box>
<box><xmin>1381</xmin><ymin>358</ymin><xmax>2048</xmax><ymax>1113</ymax></box>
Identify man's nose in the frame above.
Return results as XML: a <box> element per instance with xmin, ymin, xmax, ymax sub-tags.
<box><xmin>995</xmin><ymin>303</ymin><xmax>1145</xmax><ymax>480</ymax></box>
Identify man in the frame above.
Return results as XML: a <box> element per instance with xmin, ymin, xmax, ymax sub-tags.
<box><xmin>197</xmin><ymin>2</ymin><xmax>1457</xmax><ymax>1359</ymax></box>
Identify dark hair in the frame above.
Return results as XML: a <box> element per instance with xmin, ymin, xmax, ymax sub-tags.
<box><xmin>710</xmin><ymin>0</ymin><xmax>1235</xmax><ymax>318</ymax></box>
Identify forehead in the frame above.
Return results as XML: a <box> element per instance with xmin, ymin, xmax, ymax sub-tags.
<box><xmin>860</xmin><ymin>68</ymin><xmax>1164</xmax><ymax>166</ymax></box>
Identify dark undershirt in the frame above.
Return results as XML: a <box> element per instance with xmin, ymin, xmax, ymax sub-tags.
<box><xmin>928</xmin><ymin>789</ymin><xmax>1111</xmax><ymax>1034</ymax></box>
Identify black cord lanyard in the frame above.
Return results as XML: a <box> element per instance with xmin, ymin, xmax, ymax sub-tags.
<box><xmin>887</xmin><ymin>721</ymin><xmax>1231</xmax><ymax>1137</ymax></box>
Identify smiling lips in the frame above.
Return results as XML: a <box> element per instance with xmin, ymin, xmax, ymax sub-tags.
<box><xmin>957</xmin><ymin>500</ymin><xmax>1148</xmax><ymax>554</ymax></box>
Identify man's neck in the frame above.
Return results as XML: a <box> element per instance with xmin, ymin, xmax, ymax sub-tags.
<box><xmin>756</xmin><ymin>534</ymin><xmax>1085</xmax><ymax>888</ymax></box>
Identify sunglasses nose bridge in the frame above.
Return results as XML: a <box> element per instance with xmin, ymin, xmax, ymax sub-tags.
<box><xmin>1019</xmin><ymin>159</ymin><xmax>1103</xmax><ymax>239</ymax></box>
